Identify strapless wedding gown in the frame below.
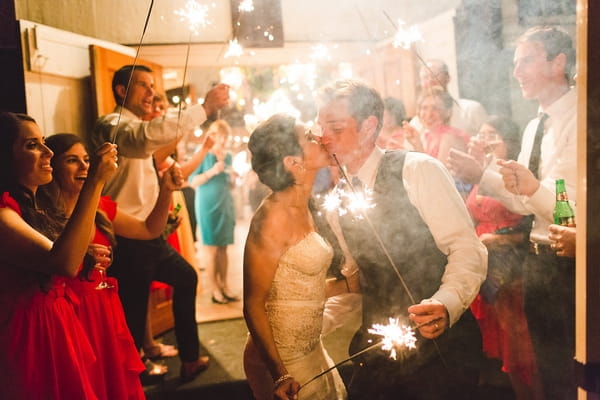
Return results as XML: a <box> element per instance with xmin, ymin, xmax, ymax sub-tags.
<box><xmin>244</xmin><ymin>232</ymin><xmax>347</xmax><ymax>400</ymax></box>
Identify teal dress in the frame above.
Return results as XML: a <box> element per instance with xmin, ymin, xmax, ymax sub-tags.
<box><xmin>190</xmin><ymin>152</ymin><xmax>235</xmax><ymax>246</ymax></box>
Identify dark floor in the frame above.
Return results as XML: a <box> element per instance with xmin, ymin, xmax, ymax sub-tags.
<box><xmin>143</xmin><ymin>317</ymin><xmax>516</xmax><ymax>399</ymax></box>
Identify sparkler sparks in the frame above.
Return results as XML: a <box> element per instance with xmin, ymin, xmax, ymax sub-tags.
<box><xmin>368</xmin><ymin>318</ymin><xmax>417</xmax><ymax>360</ymax></box>
<box><xmin>317</xmin><ymin>180</ymin><xmax>375</xmax><ymax>218</ymax></box>
<box><xmin>392</xmin><ymin>19</ymin><xmax>422</xmax><ymax>50</ymax></box>
<box><xmin>224</xmin><ymin>38</ymin><xmax>244</xmax><ymax>58</ymax></box>
<box><xmin>174</xmin><ymin>0</ymin><xmax>211</xmax><ymax>35</ymax></box>
<box><xmin>299</xmin><ymin>318</ymin><xmax>417</xmax><ymax>391</ymax></box>
<box><xmin>238</xmin><ymin>0</ymin><xmax>254</xmax><ymax>12</ymax></box>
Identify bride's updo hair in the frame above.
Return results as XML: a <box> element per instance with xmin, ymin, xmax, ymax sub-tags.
<box><xmin>249</xmin><ymin>114</ymin><xmax>303</xmax><ymax>192</ymax></box>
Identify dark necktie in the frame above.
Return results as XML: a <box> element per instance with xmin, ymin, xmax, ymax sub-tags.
<box><xmin>528</xmin><ymin>113</ymin><xmax>549</xmax><ymax>179</ymax></box>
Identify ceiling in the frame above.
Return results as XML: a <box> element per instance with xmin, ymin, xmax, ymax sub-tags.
<box><xmin>16</xmin><ymin>0</ymin><xmax>460</xmax><ymax>47</ymax></box>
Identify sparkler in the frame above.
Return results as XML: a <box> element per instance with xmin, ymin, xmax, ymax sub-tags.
<box><xmin>300</xmin><ymin>317</ymin><xmax>442</xmax><ymax>391</ymax></box>
<box><xmin>392</xmin><ymin>19</ymin><xmax>422</xmax><ymax>50</ymax></box>
<box><xmin>317</xmin><ymin>179</ymin><xmax>375</xmax><ymax>218</ymax></box>
<box><xmin>224</xmin><ymin>38</ymin><xmax>244</xmax><ymax>59</ymax></box>
<box><xmin>172</xmin><ymin>0</ymin><xmax>213</xmax><ymax>157</ymax></box>
<box><xmin>382</xmin><ymin>10</ymin><xmax>461</xmax><ymax>110</ymax></box>
<box><xmin>110</xmin><ymin>0</ymin><xmax>155</xmax><ymax>143</ymax></box>
<box><xmin>174</xmin><ymin>0</ymin><xmax>211</xmax><ymax>36</ymax></box>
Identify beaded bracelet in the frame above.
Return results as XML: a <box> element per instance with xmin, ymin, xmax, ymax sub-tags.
<box><xmin>273</xmin><ymin>373</ymin><xmax>293</xmax><ymax>388</ymax></box>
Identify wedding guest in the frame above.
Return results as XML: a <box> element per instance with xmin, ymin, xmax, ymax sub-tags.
<box><xmin>41</xmin><ymin>133</ymin><xmax>184</xmax><ymax>397</ymax></box>
<box><xmin>461</xmin><ymin>117</ymin><xmax>542</xmax><ymax>399</ymax></box>
<box><xmin>0</xmin><ymin>112</ymin><xmax>117</xmax><ymax>398</ymax></box>
<box><xmin>315</xmin><ymin>79</ymin><xmax>487</xmax><ymax>400</ymax></box>
<box><xmin>243</xmin><ymin>114</ymin><xmax>357</xmax><ymax>400</ymax></box>
<box><xmin>403</xmin><ymin>86</ymin><xmax>470</xmax><ymax>166</ymax></box>
<box><xmin>89</xmin><ymin>64</ymin><xmax>228</xmax><ymax>382</ymax></box>
<box><xmin>411</xmin><ymin>59</ymin><xmax>488</xmax><ymax>136</ymax></box>
<box><xmin>448</xmin><ymin>26</ymin><xmax>577</xmax><ymax>399</ymax></box>
<box><xmin>376</xmin><ymin>96</ymin><xmax>407</xmax><ymax>150</ymax></box>
<box><xmin>189</xmin><ymin>119</ymin><xmax>238</xmax><ymax>304</ymax></box>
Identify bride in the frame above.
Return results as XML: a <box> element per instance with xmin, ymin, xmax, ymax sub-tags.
<box><xmin>243</xmin><ymin>114</ymin><xmax>356</xmax><ymax>400</ymax></box>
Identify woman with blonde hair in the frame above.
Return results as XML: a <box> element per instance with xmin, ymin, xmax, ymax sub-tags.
<box><xmin>189</xmin><ymin>119</ymin><xmax>238</xmax><ymax>304</ymax></box>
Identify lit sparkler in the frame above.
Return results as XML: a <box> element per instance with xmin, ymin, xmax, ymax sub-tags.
<box><xmin>224</xmin><ymin>38</ymin><xmax>244</xmax><ymax>58</ymax></box>
<box><xmin>368</xmin><ymin>318</ymin><xmax>417</xmax><ymax>360</ymax></box>
<box><xmin>392</xmin><ymin>19</ymin><xmax>422</xmax><ymax>50</ymax></box>
<box><xmin>238</xmin><ymin>0</ymin><xmax>254</xmax><ymax>12</ymax></box>
<box><xmin>174</xmin><ymin>0</ymin><xmax>211</xmax><ymax>36</ymax></box>
<box><xmin>299</xmin><ymin>318</ymin><xmax>422</xmax><ymax>391</ymax></box>
<box><xmin>317</xmin><ymin>180</ymin><xmax>375</xmax><ymax>218</ymax></box>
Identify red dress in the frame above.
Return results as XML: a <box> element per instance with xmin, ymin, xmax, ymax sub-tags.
<box><xmin>0</xmin><ymin>192</ymin><xmax>98</xmax><ymax>399</ymax></box>
<box><xmin>466</xmin><ymin>186</ymin><xmax>538</xmax><ymax>386</ymax></box>
<box><xmin>67</xmin><ymin>196</ymin><xmax>145</xmax><ymax>400</ymax></box>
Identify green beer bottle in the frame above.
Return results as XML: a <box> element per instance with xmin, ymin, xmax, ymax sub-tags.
<box><xmin>553</xmin><ymin>179</ymin><xmax>575</xmax><ymax>227</ymax></box>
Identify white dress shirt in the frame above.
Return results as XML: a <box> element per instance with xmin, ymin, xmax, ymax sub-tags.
<box><xmin>351</xmin><ymin>148</ymin><xmax>488</xmax><ymax>326</ymax></box>
<box><xmin>479</xmin><ymin>88</ymin><xmax>577</xmax><ymax>244</ymax></box>
<box><xmin>92</xmin><ymin>104</ymin><xmax>207</xmax><ymax>219</ymax></box>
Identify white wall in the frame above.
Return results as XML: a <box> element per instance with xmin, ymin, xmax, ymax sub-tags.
<box><xmin>19</xmin><ymin>20</ymin><xmax>134</xmax><ymax>136</ymax></box>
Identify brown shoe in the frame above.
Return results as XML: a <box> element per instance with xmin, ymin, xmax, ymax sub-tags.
<box><xmin>180</xmin><ymin>356</ymin><xmax>210</xmax><ymax>382</ymax></box>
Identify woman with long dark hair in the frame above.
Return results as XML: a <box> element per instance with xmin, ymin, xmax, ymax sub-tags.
<box><xmin>0</xmin><ymin>111</ymin><xmax>117</xmax><ymax>398</ymax></box>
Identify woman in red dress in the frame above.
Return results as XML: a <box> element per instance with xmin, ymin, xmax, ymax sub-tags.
<box><xmin>42</xmin><ymin>133</ymin><xmax>183</xmax><ymax>398</ymax></box>
<box><xmin>0</xmin><ymin>112</ymin><xmax>117</xmax><ymax>399</ymax></box>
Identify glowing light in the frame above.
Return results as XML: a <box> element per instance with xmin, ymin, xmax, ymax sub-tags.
<box><xmin>252</xmin><ymin>89</ymin><xmax>301</xmax><ymax>121</ymax></box>
<box><xmin>224</xmin><ymin>39</ymin><xmax>244</xmax><ymax>58</ymax></box>
<box><xmin>310</xmin><ymin>43</ymin><xmax>332</xmax><ymax>63</ymax></box>
<box><xmin>238</xmin><ymin>0</ymin><xmax>254</xmax><ymax>12</ymax></box>
<box><xmin>174</xmin><ymin>0</ymin><xmax>211</xmax><ymax>36</ymax></box>
<box><xmin>367</xmin><ymin>318</ymin><xmax>417</xmax><ymax>360</ymax></box>
<box><xmin>280</xmin><ymin>63</ymin><xmax>317</xmax><ymax>91</ymax></box>
<box><xmin>172</xmin><ymin>95</ymin><xmax>181</xmax><ymax>104</ymax></box>
<box><xmin>317</xmin><ymin>180</ymin><xmax>375</xmax><ymax>218</ymax></box>
<box><xmin>193</xmin><ymin>128</ymin><xmax>203</xmax><ymax>137</ymax></box>
<box><xmin>219</xmin><ymin>66</ymin><xmax>245</xmax><ymax>89</ymax></box>
<box><xmin>392</xmin><ymin>19</ymin><xmax>422</xmax><ymax>50</ymax></box>
<box><xmin>232</xmin><ymin>150</ymin><xmax>251</xmax><ymax>176</ymax></box>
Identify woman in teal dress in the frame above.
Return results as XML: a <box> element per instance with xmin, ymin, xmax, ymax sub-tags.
<box><xmin>190</xmin><ymin>120</ymin><xmax>237</xmax><ymax>304</ymax></box>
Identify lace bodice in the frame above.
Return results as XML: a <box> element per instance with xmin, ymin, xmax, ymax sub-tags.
<box><xmin>266</xmin><ymin>232</ymin><xmax>333</xmax><ymax>362</ymax></box>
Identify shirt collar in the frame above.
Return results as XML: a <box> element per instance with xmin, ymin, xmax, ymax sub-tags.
<box><xmin>354</xmin><ymin>146</ymin><xmax>384</xmax><ymax>189</ymax></box>
<box><xmin>539</xmin><ymin>87</ymin><xmax>576</xmax><ymax>120</ymax></box>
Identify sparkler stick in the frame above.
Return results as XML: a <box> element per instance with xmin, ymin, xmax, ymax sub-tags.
<box><xmin>111</xmin><ymin>0</ymin><xmax>155</xmax><ymax>144</ymax></box>
<box><xmin>298</xmin><ymin>317</ymin><xmax>439</xmax><ymax>391</ymax></box>
<box><xmin>173</xmin><ymin>0</ymin><xmax>212</xmax><ymax>160</ymax></box>
<box><xmin>332</xmin><ymin>153</ymin><xmax>416</xmax><ymax>305</ymax></box>
<box><xmin>382</xmin><ymin>10</ymin><xmax>461</xmax><ymax>110</ymax></box>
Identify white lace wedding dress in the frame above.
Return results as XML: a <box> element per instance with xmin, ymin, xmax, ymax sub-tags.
<box><xmin>244</xmin><ymin>232</ymin><xmax>347</xmax><ymax>400</ymax></box>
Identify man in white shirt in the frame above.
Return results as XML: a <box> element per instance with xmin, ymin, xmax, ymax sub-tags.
<box><xmin>410</xmin><ymin>59</ymin><xmax>488</xmax><ymax>136</ymax></box>
<box><xmin>90</xmin><ymin>64</ymin><xmax>229</xmax><ymax>382</ymax></box>
<box><xmin>448</xmin><ymin>26</ymin><xmax>576</xmax><ymax>400</ymax></box>
<box><xmin>316</xmin><ymin>79</ymin><xmax>487</xmax><ymax>399</ymax></box>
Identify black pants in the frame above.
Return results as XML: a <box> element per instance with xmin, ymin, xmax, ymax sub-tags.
<box><xmin>523</xmin><ymin>251</ymin><xmax>575</xmax><ymax>400</ymax></box>
<box><xmin>109</xmin><ymin>235</ymin><xmax>200</xmax><ymax>362</ymax></box>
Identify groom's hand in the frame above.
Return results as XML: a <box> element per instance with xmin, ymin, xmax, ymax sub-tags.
<box><xmin>408</xmin><ymin>299</ymin><xmax>449</xmax><ymax>339</ymax></box>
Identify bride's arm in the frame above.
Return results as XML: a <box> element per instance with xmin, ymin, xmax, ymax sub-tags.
<box><xmin>243</xmin><ymin>206</ymin><xmax>300</xmax><ymax>399</ymax></box>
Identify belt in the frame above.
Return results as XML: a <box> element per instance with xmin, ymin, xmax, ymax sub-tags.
<box><xmin>529</xmin><ymin>241</ymin><xmax>554</xmax><ymax>256</ymax></box>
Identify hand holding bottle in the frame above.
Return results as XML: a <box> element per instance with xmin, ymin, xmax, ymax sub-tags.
<box><xmin>548</xmin><ymin>224</ymin><xmax>576</xmax><ymax>258</ymax></box>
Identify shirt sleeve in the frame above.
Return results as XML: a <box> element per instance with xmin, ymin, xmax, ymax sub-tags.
<box><xmin>93</xmin><ymin>104</ymin><xmax>207</xmax><ymax>159</ymax></box>
<box><xmin>402</xmin><ymin>152</ymin><xmax>487</xmax><ymax>326</ymax></box>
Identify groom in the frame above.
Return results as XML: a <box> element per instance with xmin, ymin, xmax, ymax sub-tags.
<box><xmin>315</xmin><ymin>79</ymin><xmax>487</xmax><ymax>399</ymax></box>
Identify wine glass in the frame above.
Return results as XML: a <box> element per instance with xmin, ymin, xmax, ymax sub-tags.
<box><xmin>94</xmin><ymin>245</ymin><xmax>114</xmax><ymax>290</ymax></box>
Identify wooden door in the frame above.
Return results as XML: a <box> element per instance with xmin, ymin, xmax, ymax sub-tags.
<box><xmin>89</xmin><ymin>45</ymin><xmax>164</xmax><ymax>120</ymax></box>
